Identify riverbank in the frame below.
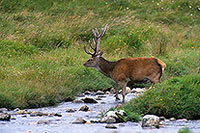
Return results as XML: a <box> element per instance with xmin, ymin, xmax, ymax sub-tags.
<box><xmin>1</xmin><ymin>90</ymin><xmax>200</xmax><ymax>133</ymax></box>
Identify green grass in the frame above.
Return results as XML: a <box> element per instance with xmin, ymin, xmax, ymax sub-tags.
<box><xmin>0</xmin><ymin>0</ymin><xmax>199</xmax><ymax>109</ymax></box>
<box><xmin>123</xmin><ymin>75</ymin><xmax>200</xmax><ymax>120</ymax></box>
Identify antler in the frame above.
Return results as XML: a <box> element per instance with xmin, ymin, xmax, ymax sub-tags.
<box><xmin>84</xmin><ymin>24</ymin><xmax>108</xmax><ymax>56</ymax></box>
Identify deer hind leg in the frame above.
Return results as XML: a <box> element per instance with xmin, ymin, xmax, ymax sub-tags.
<box><xmin>114</xmin><ymin>83</ymin><xmax>120</xmax><ymax>101</ymax></box>
<box><xmin>119</xmin><ymin>81</ymin><xmax>128</xmax><ymax>103</ymax></box>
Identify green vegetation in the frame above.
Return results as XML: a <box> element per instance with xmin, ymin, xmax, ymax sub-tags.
<box><xmin>0</xmin><ymin>0</ymin><xmax>199</xmax><ymax>111</ymax></box>
<box><xmin>124</xmin><ymin>75</ymin><xmax>200</xmax><ymax>119</ymax></box>
<box><xmin>178</xmin><ymin>127</ymin><xmax>192</xmax><ymax>133</ymax></box>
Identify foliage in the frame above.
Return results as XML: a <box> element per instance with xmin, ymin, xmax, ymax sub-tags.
<box><xmin>123</xmin><ymin>75</ymin><xmax>200</xmax><ymax>120</ymax></box>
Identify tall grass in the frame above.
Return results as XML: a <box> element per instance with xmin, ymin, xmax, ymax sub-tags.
<box><xmin>0</xmin><ymin>0</ymin><xmax>199</xmax><ymax>109</ymax></box>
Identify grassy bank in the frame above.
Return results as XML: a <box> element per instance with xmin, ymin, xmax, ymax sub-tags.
<box><xmin>123</xmin><ymin>75</ymin><xmax>200</xmax><ymax>120</ymax></box>
<box><xmin>0</xmin><ymin>0</ymin><xmax>199</xmax><ymax>109</ymax></box>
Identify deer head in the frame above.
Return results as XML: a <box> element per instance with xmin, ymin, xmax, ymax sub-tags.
<box><xmin>83</xmin><ymin>24</ymin><xmax>108</xmax><ymax>68</ymax></box>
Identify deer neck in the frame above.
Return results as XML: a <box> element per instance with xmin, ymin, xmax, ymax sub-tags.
<box><xmin>95</xmin><ymin>57</ymin><xmax>116</xmax><ymax>78</ymax></box>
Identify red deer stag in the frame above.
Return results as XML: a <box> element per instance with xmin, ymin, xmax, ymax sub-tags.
<box><xmin>83</xmin><ymin>25</ymin><xmax>166</xmax><ymax>103</ymax></box>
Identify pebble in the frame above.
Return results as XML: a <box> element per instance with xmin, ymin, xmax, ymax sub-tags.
<box><xmin>66</xmin><ymin>108</ymin><xmax>77</xmax><ymax>113</ymax></box>
<box><xmin>95</xmin><ymin>90</ymin><xmax>104</xmax><ymax>95</ymax></box>
<box><xmin>0</xmin><ymin>113</ymin><xmax>11</xmax><ymax>121</ymax></box>
<box><xmin>81</xmin><ymin>97</ymin><xmax>98</xmax><ymax>103</ymax></box>
<box><xmin>169</xmin><ymin>117</ymin><xmax>176</xmax><ymax>121</ymax></box>
<box><xmin>119</xmin><ymin>123</ymin><xmax>125</xmax><ymax>127</ymax></box>
<box><xmin>177</xmin><ymin>119</ymin><xmax>188</xmax><ymax>122</ymax></box>
<box><xmin>79</xmin><ymin>105</ymin><xmax>90</xmax><ymax>112</ymax></box>
<box><xmin>72</xmin><ymin>117</ymin><xmax>87</xmax><ymax>124</ymax></box>
<box><xmin>37</xmin><ymin>120</ymin><xmax>50</xmax><ymax>124</ymax></box>
<box><xmin>73</xmin><ymin>99</ymin><xmax>84</xmax><ymax>103</ymax></box>
<box><xmin>105</xmin><ymin>124</ymin><xmax>117</xmax><ymax>129</ymax></box>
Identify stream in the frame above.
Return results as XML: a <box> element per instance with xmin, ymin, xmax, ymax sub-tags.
<box><xmin>1</xmin><ymin>92</ymin><xmax>200</xmax><ymax>133</ymax></box>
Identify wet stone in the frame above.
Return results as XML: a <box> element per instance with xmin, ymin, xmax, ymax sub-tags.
<box><xmin>84</xmin><ymin>91</ymin><xmax>92</xmax><ymax>95</ymax></box>
<box><xmin>72</xmin><ymin>117</ymin><xmax>87</xmax><ymax>124</ymax></box>
<box><xmin>13</xmin><ymin>108</ymin><xmax>20</xmax><ymax>112</ymax></box>
<box><xmin>0</xmin><ymin>113</ymin><xmax>11</xmax><ymax>121</ymax></box>
<box><xmin>97</xmin><ymin>95</ymin><xmax>106</xmax><ymax>98</ymax></box>
<box><xmin>73</xmin><ymin>99</ymin><xmax>84</xmax><ymax>103</ymax></box>
<box><xmin>177</xmin><ymin>119</ymin><xmax>187</xmax><ymax>122</ymax></box>
<box><xmin>95</xmin><ymin>98</ymin><xmax>102</xmax><ymax>100</ymax></box>
<box><xmin>81</xmin><ymin>97</ymin><xmax>98</xmax><ymax>103</ymax></box>
<box><xmin>159</xmin><ymin>116</ymin><xmax>166</xmax><ymax>121</ymax></box>
<box><xmin>66</xmin><ymin>108</ymin><xmax>77</xmax><ymax>113</ymax></box>
<box><xmin>105</xmin><ymin>91</ymin><xmax>110</xmax><ymax>95</ymax></box>
<box><xmin>37</xmin><ymin>120</ymin><xmax>50</xmax><ymax>124</ymax></box>
<box><xmin>50</xmin><ymin>113</ymin><xmax>62</xmax><ymax>117</ymax></box>
<box><xmin>95</xmin><ymin>90</ymin><xmax>104</xmax><ymax>95</ymax></box>
<box><xmin>79</xmin><ymin>105</ymin><xmax>90</xmax><ymax>112</ymax></box>
<box><xmin>105</xmin><ymin>124</ymin><xmax>117</xmax><ymax>129</ymax></box>
<box><xmin>0</xmin><ymin>108</ymin><xmax>8</xmax><ymax>113</ymax></box>
<box><xmin>11</xmin><ymin>117</ymin><xmax>17</xmax><ymax>120</ymax></box>
<box><xmin>119</xmin><ymin>123</ymin><xmax>125</xmax><ymax>127</ymax></box>
<box><xmin>142</xmin><ymin>115</ymin><xmax>160</xmax><ymax>128</ymax></box>
<box><xmin>64</xmin><ymin>97</ymin><xmax>74</xmax><ymax>102</ymax></box>
<box><xmin>30</xmin><ymin>111</ymin><xmax>47</xmax><ymax>117</ymax></box>
<box><xmin>169</xmin><ymin>117</ymin><xmax>176</xmax><ymax>121</ymax></box>
<box><xmin>90</xmin><ymin>120</ymin><xmax>100</xmax><ymax>123</ymax></box>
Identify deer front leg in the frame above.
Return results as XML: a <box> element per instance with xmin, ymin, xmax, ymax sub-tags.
<box><xmin>119</xmin><ymin>81</ymin><xmax>127</xmax><ymax>103</ymax></box>
<box><xmin>114</xmin><ymin>83</ymin><xmax>120</xmax><ymax>101</ymax></box>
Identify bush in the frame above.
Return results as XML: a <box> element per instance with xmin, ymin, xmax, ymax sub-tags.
<box><xmin>123</xmin><ymin>74</ymin><xmax>200</xmax><ymax>120</ymax></box>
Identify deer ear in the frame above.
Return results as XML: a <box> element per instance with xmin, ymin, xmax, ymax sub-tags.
<box><xmin>96</xmin><ymin>51</ymin><xmax>104</xmax><ymax>57</ymax></box>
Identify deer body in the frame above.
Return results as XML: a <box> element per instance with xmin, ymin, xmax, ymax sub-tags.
<box><xmin>83</xmin><ymin>25</ymin><xmax>166</xmax><ymax>102</ymax></box>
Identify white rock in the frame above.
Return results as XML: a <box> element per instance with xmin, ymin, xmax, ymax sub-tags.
<box><xmin>142</xmin><ymin>115</ymin><xmax>160</xmax><ymax>128</ymax></box>
<box><xmin>106</xmin><ymin>111</ymin><xmax>118</xmax><ymax>118</ymax></box>
<box><xmin>169</xmin><ymin>117</ymin><xmax>176</xmax><ymax>121</ymax></box>
<box><xmin>177</xmin><ymin>119</ymin><xmax>187</xmax><ymax>122</ymax></box>
<box><xmin>126</xmin><ymin>87</ymin><xmax>132</xmax><ymax>93</ymax></box>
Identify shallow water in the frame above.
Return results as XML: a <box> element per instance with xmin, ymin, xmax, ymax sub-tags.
<box><xmin>0</xmin><ymin>93</ymin><xmax>200</xmax><ymax>133</ymax></box>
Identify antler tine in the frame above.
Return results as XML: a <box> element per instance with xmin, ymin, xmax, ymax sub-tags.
<box><xmin>100</xmin><ymin>24</ymin><xmax>108</xmax><ymax>38</ymax></box>
<box><xmin>84</xmin><ymin>44</ymin><xmax>94</xmax><ymax>56</ymax></box>
<box><xmin>96</xmin><ymin>24</ymin><xmax>108</xmax><ymax>52</ymax></box>
<box><xmin>89</xmin><ymin>40</ymin><xmax>96</xmax><ymax>51</ymax></box>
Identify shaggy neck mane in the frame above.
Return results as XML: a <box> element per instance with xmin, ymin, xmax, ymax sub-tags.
<box><xmin>96</xmin><ymin>57</ymin><xmax>117</xmax><ymax>78</ymax></box>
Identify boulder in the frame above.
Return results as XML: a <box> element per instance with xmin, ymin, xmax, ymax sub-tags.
<box><xmin>79</xmin><ymin>105</ymin><xmax>90</xmax><ymax>112</ymax></box>
<box><xmin>72</xmin><ymin>117</ymin><xmax>87</xmax><ymax>124</ymax></box>
<box><xmin>101</xmin><ymin>110</ymin><xmax>126</xmax><ymax>123</ymax></box>
<box><xmin>142</xmin><ymin>115</ymin><xmax>160</xmax><ymax>128</ymax></box>
<box><xmin>66</xmin><ymin>108</ymin><xmax>77</xmax><ymax>113</ymax></box>
<box><xmin>105</xmin><ymin>124</ymin><xmax>117</xmax><ymax>129</ymax></box>
<box><xmin>81</xmin><ymin>97</ymin><xmax>98</xmax><ymax>103</ymax></box>
<box><xmin>0</xmin><ymin>113</ymin><xmax>11</xmax><ymax>121</ymax></box>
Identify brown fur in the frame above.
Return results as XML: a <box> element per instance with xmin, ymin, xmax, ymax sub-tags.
<box><xmin>84</xmin><ymin>56</ymin><xmax>166</xmax><ymax>103</ymax></box>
